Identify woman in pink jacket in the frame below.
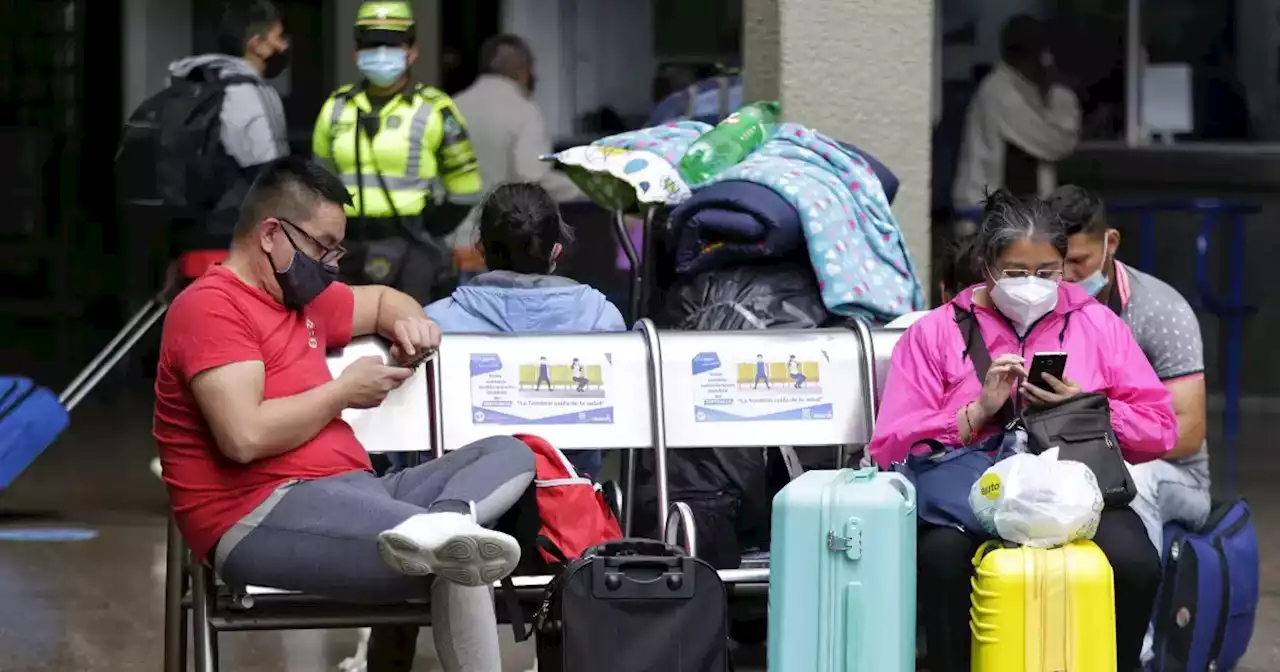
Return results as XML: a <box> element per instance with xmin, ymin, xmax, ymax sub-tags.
<box><xmin>870</xmin><ymin>190</ymin><xmax>1175</xmax><ymax>672</ymax></box>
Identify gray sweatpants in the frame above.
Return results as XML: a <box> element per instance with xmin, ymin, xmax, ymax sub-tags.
<box><xmin>217</xmin><ymin>435</ymin><xmax>535</xmax><ymax>604</ymax></box>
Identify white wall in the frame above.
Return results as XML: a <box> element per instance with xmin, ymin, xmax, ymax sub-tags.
<box><xmin>504</xmin><ymin>0</ymin><xmax>656</xmax><ymax>138</ymax></box>
<box><xmin>572</xmin><ymin>0</ymin><xmax>655</xmax><ymax>124</ymax></box>
<box><xmin>122</xmin><ymin>0</ymin><xmax>193</xmax><ymax>117</ymax></box>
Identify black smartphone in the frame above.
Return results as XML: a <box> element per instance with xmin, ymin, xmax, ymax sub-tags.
<box><xmin>1026</xmin><ymin>352</ymin><xmax>1067</xmax><ymax>387</ymax></box>
<box><xmin>398</xmin><ymin>349</ymin><xmax>435</xmax><ymax>370</ymax></box>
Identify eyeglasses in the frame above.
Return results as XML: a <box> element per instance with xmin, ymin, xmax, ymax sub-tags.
<box><xmin>278</xmin><ymin>218</ymin><xmax>345</xmax><ymax>264</ymax></box>
<box><xmin>991</xmin><ymin>267</ymin><xmax>1064</xmax><ymax>281</ymax></box>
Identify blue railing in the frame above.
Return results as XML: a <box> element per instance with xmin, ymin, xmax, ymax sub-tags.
<box><xmin>957</xmin><ymin>199</ymin><xmax>1257</xmax><ymax>485</ymax></box>
<box><xmin>1108</xmin><ymin>199</ymin><xmax>1258</xmax><ymax>487</ymax></box>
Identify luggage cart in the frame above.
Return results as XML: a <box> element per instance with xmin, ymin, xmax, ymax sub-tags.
<box><xmin>610</xmin><ymin>205</ymin><xmax>670</xmax><ymax>324</ymax></box>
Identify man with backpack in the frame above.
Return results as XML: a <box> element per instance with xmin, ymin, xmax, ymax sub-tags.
<box><xmin>121</xmin><ymin>1</ymin><xmax>292</xmax><ymax>481</ymax></box>
<box><xmin>118</xmin><ymin>0</ymin><xmax>291</xmax><ymax>278</ymax></box>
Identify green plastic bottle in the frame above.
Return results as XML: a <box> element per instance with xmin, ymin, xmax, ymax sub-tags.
<box><xmin>678</xmin><ymin>100</ymin><xmax>782</xmax><ymax>186</ymax></box>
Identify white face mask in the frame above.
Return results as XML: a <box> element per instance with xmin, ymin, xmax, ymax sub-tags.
<box><xmin>990</xmin><ymin>275</ymin><xmax>1060</xmax><ymax>334</ymax></box>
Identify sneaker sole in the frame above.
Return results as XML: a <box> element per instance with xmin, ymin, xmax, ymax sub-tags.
<box><xmin>376</xmin><ymin>528</ymin><xmax>521</xmax><ymax>587</ymax></box>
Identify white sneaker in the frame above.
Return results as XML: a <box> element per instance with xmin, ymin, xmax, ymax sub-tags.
<box><xmin>377</xmin><ymin>510</ymin><xmax>521</xmax><ymax>587</ymax></box>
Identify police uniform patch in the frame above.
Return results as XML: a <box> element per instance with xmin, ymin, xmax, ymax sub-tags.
<box><xmin>386</xmin><ymin>115</ymin><xmax>402</xmax><ymax>130</ymax></box>
<box><xmin>365</xmin><ymin>255</ymin><xmax>393</xmax><ymax>281</ymax></box>
<box><xmin>440</xmin><ymin>107</ymin><xmax>468</xmax><ymax>146</ymax></box>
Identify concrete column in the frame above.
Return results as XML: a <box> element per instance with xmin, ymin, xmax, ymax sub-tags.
<box><xmin>334</xmin><ymin>0</ymin><xmax>440</xmax><ymax>87</ymax></box>
<box><xmin>744</xmin><ymin>0</ymin><xmax>934</xmax><ymax>285</ymax></box>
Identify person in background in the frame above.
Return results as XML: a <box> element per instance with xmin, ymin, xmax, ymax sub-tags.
<box><xmin>952</xmin><ymin>15</ymin><xmax>1081</xmax><ymax>222</ymax></box>
<box><xmin>870</xmin><ymin>190</ymin><xmax>1173</xmax><ymax>672</ymax></box>
<box><xmin>647</xmin><ymin>67</ymin><xmax>743</xmax><ymax>126</ymax></box>
<box><xmin>165</xmin><ymin>0</ymin><xmax>291</xmax><ymax>260</ymax></box>
<box><xmin>1052</xmin><ymin>184</ymin><xmax>1211</xmax><ymax>557</ymax></box>
<box><xmin>452</xmin><ymin>34</ymin><xmax>583</xmax><ymax>281</ymax></box>
<box><xmin>312</xmin><ymin>0</ymin><xmax>483</xmax><ymax>304</ymax></box>
<box><xmin>454</xmin><ymin>34</ymin><xmax>583</xmax><ymax>203</ymax></box>
<box><xmin>147</xmin><ymin>0</ymin><xmax>291</xmax><ymax>481</ymax></box>
<box><xmin>423</xmin><ymin>183</ymin><xmax>624</xmax><ymax>479</ymax></box>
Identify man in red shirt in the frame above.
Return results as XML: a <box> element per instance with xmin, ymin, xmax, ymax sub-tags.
<box><xmin>153</xmin><ymin>157</ymin><xmax>533</xmax><ymax>669</ymax></box>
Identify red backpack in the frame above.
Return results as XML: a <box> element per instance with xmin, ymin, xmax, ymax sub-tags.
<box><xmin>511</xmin><ymin>433</ymin><xmax>623</xmax><ymax>566</ymax></box>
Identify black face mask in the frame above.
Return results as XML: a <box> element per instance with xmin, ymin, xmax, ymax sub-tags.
<box><xmin>527</xmin><ymin>73</ymin><xmax>537</xmax><ymax>95</ymax></box>
<box><xmin>263</xmin><ymin>49</ymin><xmax>290</xmax><ymax>79</ymax></box>
<box><xmin>273</xmin><ymin>249</ymin><xmax>338</xmax><ymax>310</ymax></box>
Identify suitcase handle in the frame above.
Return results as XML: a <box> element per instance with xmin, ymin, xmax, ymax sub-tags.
<box><xmin>602</xmin><ymin>556</ymin><xmax>681</xmax><ymax>570</ymax></box>
<box><xmin>591</xmin><ymin>538</ymin><xmax>683</xmax><ymax>558</ymax></box>
<box><xmin>591</xmin><ymin>556</ymin><xmax>696</xmax><ymax>600</ymax></box>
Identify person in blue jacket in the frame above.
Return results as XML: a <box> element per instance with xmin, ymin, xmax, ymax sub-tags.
<box><xmin>424</xmin><ymin>182</ymin><xmax>624</xmax><ymax>478</ymax></box>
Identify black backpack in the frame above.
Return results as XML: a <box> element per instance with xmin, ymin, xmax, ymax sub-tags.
<box><xmin>115</xmin><ymin>67</ymin><xmax>256</xmax><ymax>217</ymax></box>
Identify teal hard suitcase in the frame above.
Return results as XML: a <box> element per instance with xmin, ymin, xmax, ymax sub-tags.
<box><xmin>767</xmin><ymin>467</ymin><xmax>917</xmax><ymax>672</ymax></box>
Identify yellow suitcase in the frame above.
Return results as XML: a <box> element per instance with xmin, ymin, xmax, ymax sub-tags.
<box><xmin>969</xmin><ymin>540</ymin><xmax>1117</xmax><ymax>672</ymax></box>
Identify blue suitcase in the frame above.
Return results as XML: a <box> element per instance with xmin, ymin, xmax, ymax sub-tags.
<box><xmin>0</xmin><ymin>377</ymin><xmax>70</xmax><ymax>489</ymax></box>
<box><xmin>1147</xmin><ymin>498</ymin><xmax>1259</xmax><ymax>672</ymax></box>
<box><xmin>768</xmin><ymin>467</ymin><xmax>917</xmax><ymax>672</ymax></box>
<box><xmin>0</xmin><ymin>298</ymin><xmax>167</xmax><ymax>490</ymax></box>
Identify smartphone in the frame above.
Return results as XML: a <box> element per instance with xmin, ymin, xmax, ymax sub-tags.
<box><xmin>398</xmin><ymin>349</ymin><xmax>436</xmax><ymax>371</ymax></box>
<box><xmin>1026</xmin><ymin>352</ymin><xmax>1067</xmax><ymax>388</ymax></box>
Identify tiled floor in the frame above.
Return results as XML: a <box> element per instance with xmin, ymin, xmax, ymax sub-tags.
<box><xmin>0</xmin><ymin>388</ymin><xmax>1276</xmax><ymax>671</ymax></box>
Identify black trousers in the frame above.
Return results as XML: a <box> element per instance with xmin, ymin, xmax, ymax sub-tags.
<box><xmin>918</xmin><ymin>507</ymin><xmax>1161</xmax><ymax>672</ymax></box>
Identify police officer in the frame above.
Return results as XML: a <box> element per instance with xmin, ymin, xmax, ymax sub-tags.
<box><xmin>313</xmin><ymin>0</ymin><xmax>482</xmax><ymax>303</ymax></box>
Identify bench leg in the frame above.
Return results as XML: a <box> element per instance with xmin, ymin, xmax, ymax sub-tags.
<box><xmin>191</xmin><ymin>562</ymin><xmax>219</xmax><ymax>672</ymax></box>
<box><xmin>163</xmin><ymin>518</ymin><xmax>189</xmax><ymax>672</ymax></box>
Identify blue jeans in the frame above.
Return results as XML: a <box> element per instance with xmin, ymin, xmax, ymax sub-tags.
<box><xmin>387</xmin><ymin>449</ymin><xmax>603</xmax><ymax>482</ymax></box>
<box><xmin>1129</xmin><ymin>456</ymin><xmax>1212</xmax><ymax>555</ymax></box>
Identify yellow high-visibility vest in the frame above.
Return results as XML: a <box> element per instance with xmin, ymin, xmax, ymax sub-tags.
<box><xmin>312</xmin><ymin>84</ymin><xmax>482</xmax><ymax>219</ymax></box>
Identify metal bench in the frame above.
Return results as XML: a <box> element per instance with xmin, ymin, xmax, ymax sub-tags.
<box><xmin>162</xmin><ymin>320</ymin><xmax>911</xmax><ymax>671</ymax></box>
<box><xmin>165</xmin><ymin>324</ymin><xmax>669</xmax><ymax>672</ymax></box>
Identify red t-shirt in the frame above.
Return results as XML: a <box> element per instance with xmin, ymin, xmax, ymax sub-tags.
<box><xmin>153</xmin><ymin>266</ymin><xmax>371</xmax><ymax>559</ymax></box>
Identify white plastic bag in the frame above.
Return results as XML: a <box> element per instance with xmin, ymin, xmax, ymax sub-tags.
<box><xmin>968</xmin><ymin>449</ymin><xmax>1104</xmax><ymax>548</ymax></box>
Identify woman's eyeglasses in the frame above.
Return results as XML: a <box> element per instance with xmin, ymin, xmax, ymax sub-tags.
<box><xmin>993</xmin><ymin>268</ymin><xmax>1064</xmax><ymax>281</ymax></box>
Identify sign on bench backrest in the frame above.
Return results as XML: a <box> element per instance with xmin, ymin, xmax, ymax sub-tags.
<box><xmin>326</xmin><ymin>336</ymin><xmax>431</xmax><ymax>454</ymax></box>
<box><xmin>656</xmin><ymin>328</ymin><xmax>874</xmax><ymax>448</ymax></box>
<box><xmin>434</xmin><ymin>332</ymin><xmax>655</xmax><ymax>452</ymax></box>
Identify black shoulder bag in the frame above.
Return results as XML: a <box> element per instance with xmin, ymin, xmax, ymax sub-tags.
<box><xmin>954</xmin><ymin>305</ymin><xmax>1137</xmax><ymax>508</ymax></box>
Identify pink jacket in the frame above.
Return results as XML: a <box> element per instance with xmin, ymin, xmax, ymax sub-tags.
<box><xmin>868</xmin><ymin>282</ymin><xmax>1176</xmax><ymax>466</ymax></box>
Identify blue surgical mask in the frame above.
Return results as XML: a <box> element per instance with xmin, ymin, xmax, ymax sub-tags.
<box><xmin>1075</xmin><ymin>241</ymin><xmax>1110</xmax><ymax>297</ymax></box>
<box><xmin>357</xmin><ymin>47</ymin><xmax>408</xmax><ymax>87</ymax></box>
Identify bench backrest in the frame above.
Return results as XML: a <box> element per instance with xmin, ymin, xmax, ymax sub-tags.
<box><xmin>431</xmin><ymin>331</ymin><xmax>656</xmax><ymax>453</ymax></box>
<box><xmin>327</xmin><ymin>325</ymin><xmax>910</xmax><ymax>456</ymax></box>
<box><xmin>657</xmin><ymin>327</ymin><xmax>876</xmax><ymax>449</ymax></box>
<box><xmin>326</xmin><ymin>337</ymin><xmax>431</xmax><ymax>454</ymax></box>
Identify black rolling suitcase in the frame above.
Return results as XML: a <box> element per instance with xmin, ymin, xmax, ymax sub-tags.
<box><xmin>534</xmin><ymin>538</ymin><xmax>729</xmax><ymax>672</ymax></box>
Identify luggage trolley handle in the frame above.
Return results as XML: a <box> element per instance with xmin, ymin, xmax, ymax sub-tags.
<box><xmin>591</xmin><ymin>554</ymin><xmax>696</xmax><ymax>600</ymax></box>
<box><xmin>59</xmin><ymin>298</ymin><xmax>168</xmax><ymax>411</ymax></box>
